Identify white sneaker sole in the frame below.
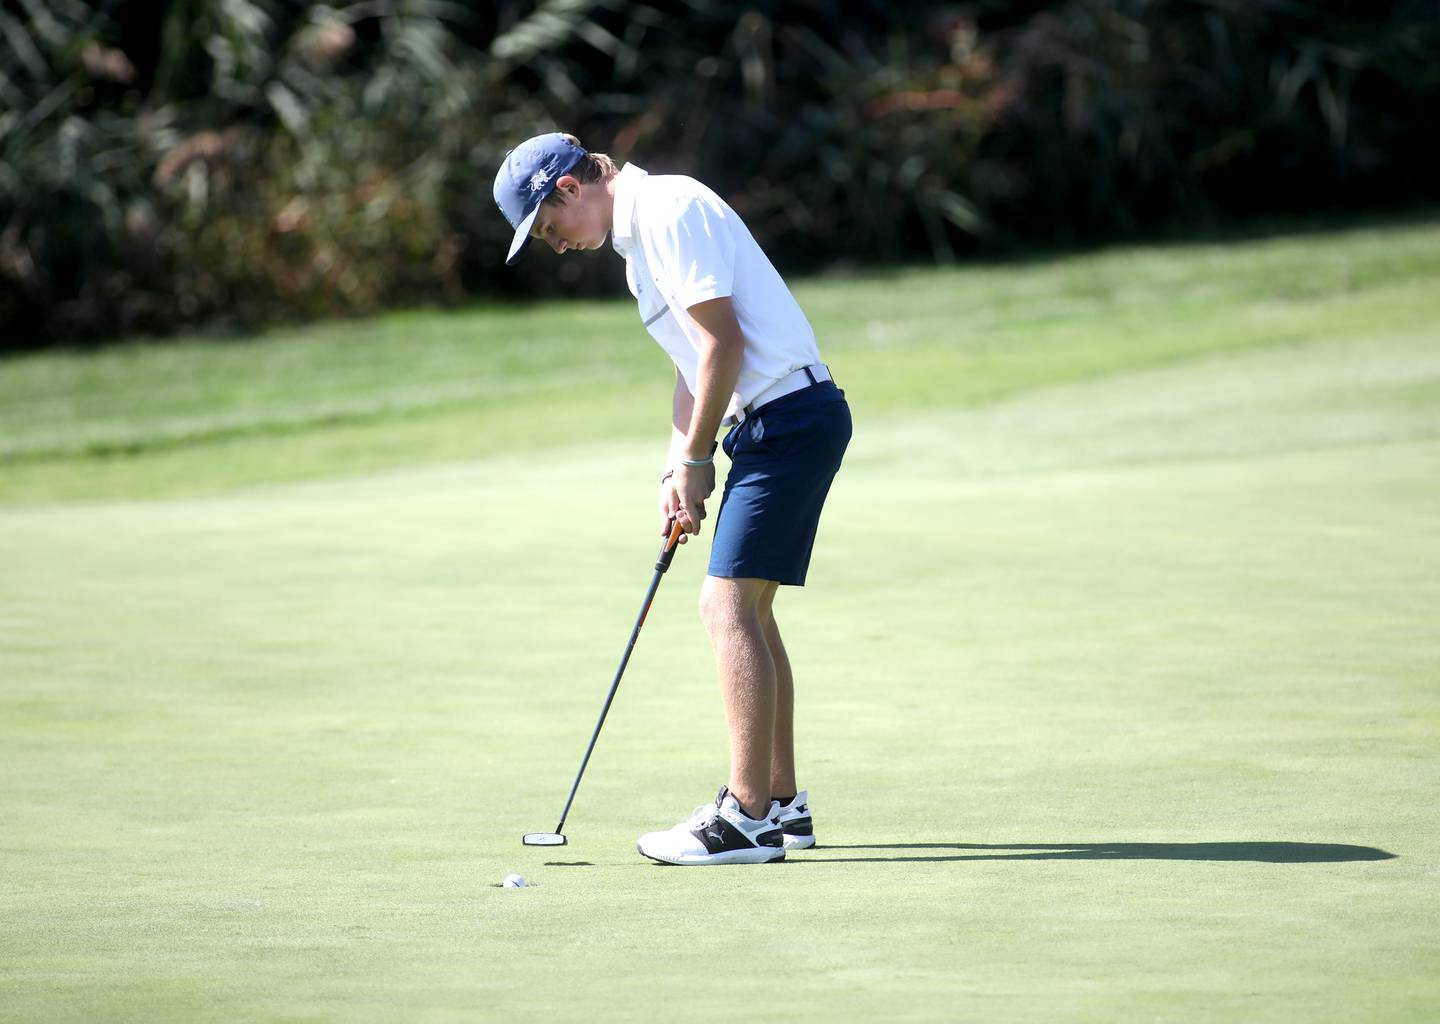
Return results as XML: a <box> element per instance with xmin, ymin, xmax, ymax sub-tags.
<box><xmin>636</xmin><ymin>842</ymin><xmax>786</xmax><ymax>866</ymax></box>
<box><xmin>783</xmin><ymin>833</ymin><xmax>816</xmax><ymax>851</ymax></box>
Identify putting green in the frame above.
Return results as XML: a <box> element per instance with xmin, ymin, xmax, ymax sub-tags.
<box><xmin>2</xmin><ymin>221</ymin><xmax>1438</xmax><ymax>1021</ymax></box>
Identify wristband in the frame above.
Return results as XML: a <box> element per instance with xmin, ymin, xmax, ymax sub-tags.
<box><xmin>680</xmin><ymin>456</ymin><xmax>713</xmax><ymax>468</ymax></box>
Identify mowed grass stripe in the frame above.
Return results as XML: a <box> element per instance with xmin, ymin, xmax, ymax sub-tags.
<box><xmin>1</xmin><ymin>216</ymin><xmax>1437</xmax><ymax>490</ymax></box>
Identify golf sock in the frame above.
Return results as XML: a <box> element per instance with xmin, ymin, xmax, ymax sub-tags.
<box><xmin>772</xmin><ymin>794</ymin><xmax>797</xmax><ymax>806</ymax></box>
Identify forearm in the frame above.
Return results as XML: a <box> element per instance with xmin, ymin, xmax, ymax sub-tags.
<box><xmin>668</xmin><ymin>368</ymin><xmax>695</xmax><ymax>467</ymax></box>
<box><xmin>682</xmin><ymin>297</ymin><xmax>745</xmax><ymax>461</ymax></box>
<box><xmin>660</xmin><ymin>360</ymin><xmax>717</xmax><ymax>539</ymax></box>
<box><xmin>661</xmin><ymin>297</ymin><xmax>740</xmax><ymax>537</ymax></box>
<box><xmin>684</xmin><ymin>342</ymin><xmax>738</xmax><ymax>459</ymax></box>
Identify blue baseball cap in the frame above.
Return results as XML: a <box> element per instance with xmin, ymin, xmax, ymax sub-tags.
<box><xmin>493</xmin><ymin>132</ymin><xmax>588</xmax><ymax>265</ymax></box>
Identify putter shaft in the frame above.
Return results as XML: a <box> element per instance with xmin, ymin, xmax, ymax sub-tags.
<box><xmin>550</xmin><ymin>520</ymin><xmax>685</xmax><ymax>837</ymax></box>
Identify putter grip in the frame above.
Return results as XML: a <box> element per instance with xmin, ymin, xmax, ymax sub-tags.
<box><xmin>655</xmin><ymin>519</ymin><xmax>684</xmax><ymax>572</ymax></box>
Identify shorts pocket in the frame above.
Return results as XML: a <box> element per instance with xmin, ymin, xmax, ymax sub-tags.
<box><xmin>751</xmin><ymin>392</ymin><xmax>848</xmax><ymax>455</ymax></box>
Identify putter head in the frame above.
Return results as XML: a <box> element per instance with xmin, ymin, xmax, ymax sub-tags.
<box><xmin>522</xmin><ymin>833</ymin><xmax>567</xmax><ymax>847</ymax></box>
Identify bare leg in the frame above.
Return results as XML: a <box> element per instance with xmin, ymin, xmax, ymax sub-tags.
<box><xmin>699</xmin><ymin>575</ymin><xmax>779</xmax><ymax>819</ymax></box>
<box><xmin>760</xmin><ymin>587</ymin><xmax>797</xmax><ymax>800</ymax></box>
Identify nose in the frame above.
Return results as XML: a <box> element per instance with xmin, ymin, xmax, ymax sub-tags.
<box><xmin>552</xmin><ymin>239</ymin><xmax>568</xmax><ymax>254</ymax></box>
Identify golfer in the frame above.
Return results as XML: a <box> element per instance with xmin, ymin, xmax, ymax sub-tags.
<box><xmin>494</xmin><ymin>132</ymin><xmax>850</xmax><ymax>865</ymax></box>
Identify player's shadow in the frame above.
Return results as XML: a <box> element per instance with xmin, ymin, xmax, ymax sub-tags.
<box><xmin>799</xmin><ymin>842</ymin><xmax>1395</xmax><ymax>863</ymax></box>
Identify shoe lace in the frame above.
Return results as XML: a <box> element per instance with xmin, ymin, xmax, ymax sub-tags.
<box><xmin>682</xmin><ymin>787</ymin><xmax>732</xmax><ymax>830</ymax></box>
<box><xmin>683</xmin><ymin>802</ymin><xmax>717</xmax><ymax>829</ymax></box>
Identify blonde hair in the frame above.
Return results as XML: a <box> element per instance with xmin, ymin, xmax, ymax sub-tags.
<box><xmin>543</xmin><ymin>134</ymin><xmax>617</xmax><ymax>204</ymax></box>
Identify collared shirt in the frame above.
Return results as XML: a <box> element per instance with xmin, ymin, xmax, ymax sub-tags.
<box><xmin>610</xmin><ymin>163</ymin><xmax>822</xmax><ymax>420</ymax></box>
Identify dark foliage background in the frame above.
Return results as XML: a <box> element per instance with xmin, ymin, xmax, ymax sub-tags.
<box><xmin>2</xmin><ymin>0</ymin><xmax>1437</xmax><ymax>349</ymax></box>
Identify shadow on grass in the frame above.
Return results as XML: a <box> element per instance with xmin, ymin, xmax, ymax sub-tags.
<box><xmin>799</xmin><ymin>842</ymin><xmax>1395</xmax><ymax>864</ymax></box>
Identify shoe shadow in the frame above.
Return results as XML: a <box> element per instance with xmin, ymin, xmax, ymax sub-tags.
<box><xmin>797</xmin><ymin>842</ymin><xmax>1395</xmax><ymax>864</ymax></box>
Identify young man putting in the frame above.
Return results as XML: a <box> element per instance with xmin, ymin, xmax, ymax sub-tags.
<box><xmin>494</xmin><ymin>133</ymin><xmax>851</xmax><ymax>865</ymax></box>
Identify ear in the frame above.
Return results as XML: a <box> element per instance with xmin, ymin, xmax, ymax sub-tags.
<box><xmin>553</xmin><ymin>174</ymin><xmax>582</xmax><ymax>200</ymax></box>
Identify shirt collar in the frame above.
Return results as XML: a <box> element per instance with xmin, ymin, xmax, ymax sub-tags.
<box><xmin>609</xmin><ymin>163</ymin><xmax>648</xmax><ymax>256</ymax></box>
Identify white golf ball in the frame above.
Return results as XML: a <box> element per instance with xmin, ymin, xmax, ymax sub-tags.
<box><xmin>502</xmin><ymin>873</ymin><xmax>526</xmax><ymax>888</ymax></box>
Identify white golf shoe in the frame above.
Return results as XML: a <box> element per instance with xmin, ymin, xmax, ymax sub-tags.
<box><xmin>637</xmin><ymin>787</ymin><xmax>785</xmax><ymax>865</ymax></box>
<box><xmin>775</xmin><ymin>790</ymin><xmax>816</xmax><ymax>850</ymax></box>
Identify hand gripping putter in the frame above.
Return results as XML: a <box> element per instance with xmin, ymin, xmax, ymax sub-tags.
<box><xmin>523</xmin><ymin>520</ymin><xmax>686</xmax><ymax>847</ymax></box>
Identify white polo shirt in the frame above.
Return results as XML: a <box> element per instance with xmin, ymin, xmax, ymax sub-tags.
<box><xmin>609</xmin><ymin>163</ymin><xmax>822</xmax><ymax>421</ymax></box>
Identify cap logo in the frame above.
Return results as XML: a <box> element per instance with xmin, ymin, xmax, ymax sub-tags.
<box><xmin>528</xmin><ymin>169</ymin><xmax>553</xmax><ymax>193</ymax></box>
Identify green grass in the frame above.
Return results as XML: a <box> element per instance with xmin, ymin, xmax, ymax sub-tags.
<box><xmin>2</xmin><ymin>218</ymin><xmax>1439</xmax><ymax>1021</ymax></box>
<box><xmin>4</xmin><ymin>217</ymin><xmax>1438</xmax><ymax>501</ymax></box>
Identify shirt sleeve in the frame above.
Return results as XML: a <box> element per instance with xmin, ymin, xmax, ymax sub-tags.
<box><xmin>640</xmin><ymin>185</ymin><xmax>736</xmax><ymax>310</ymax></box>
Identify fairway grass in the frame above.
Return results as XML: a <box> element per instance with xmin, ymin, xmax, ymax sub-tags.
<box><xmin>2</xmin><ymin>220</ymin><xmax>1439</xmax><ymax>1021</ymax></box>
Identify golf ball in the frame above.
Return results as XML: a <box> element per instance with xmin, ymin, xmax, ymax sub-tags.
<box><xmin>502</xmin><ymin>873</ymin><xmax>526</xmax><ymax>888</ymax></box>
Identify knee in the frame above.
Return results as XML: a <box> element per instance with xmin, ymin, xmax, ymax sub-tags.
<box><xmin>699</xmin><ymin>579</ymin><xmax>756</xmax><ymax>637</ymax></box>
<box><xmin>698</xmin><ymin>582</ymin><xmax>735</xmax><ymax>636</ymax></box>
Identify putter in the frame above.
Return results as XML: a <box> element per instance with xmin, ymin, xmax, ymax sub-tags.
<box><xmin>523</xmin><ymin>518</ymin><xmax>687</xmax><ymax>847</ymax></box>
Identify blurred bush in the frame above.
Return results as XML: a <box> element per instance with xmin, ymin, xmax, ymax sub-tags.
<box><xmin>2</xmin><ymin>0</ymin><xmax>1437</xmax><ymax>349</ymax></box>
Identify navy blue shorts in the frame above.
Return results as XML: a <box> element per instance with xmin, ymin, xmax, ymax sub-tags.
<box><xmin>708</xmin><ymin>380</ymin><xmax>852</xmax><ymax>586</ymax></box>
